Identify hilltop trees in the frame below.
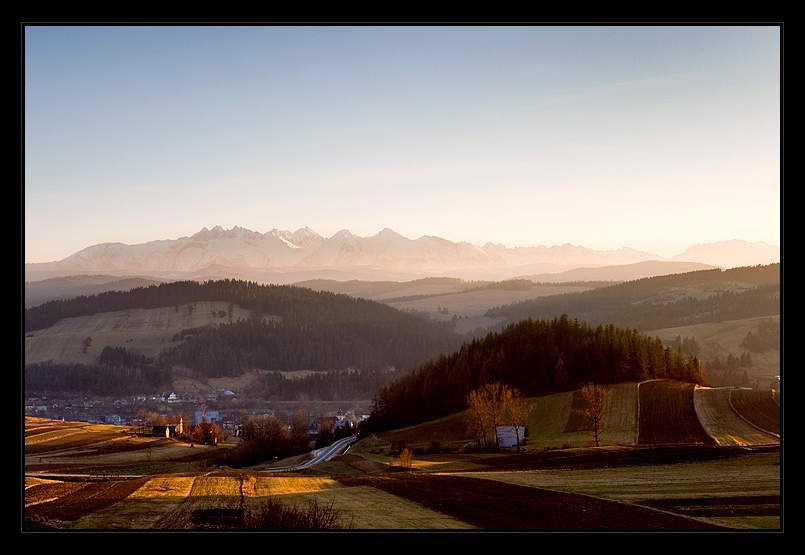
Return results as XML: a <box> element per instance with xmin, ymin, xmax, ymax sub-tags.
<box><xmin>365</xmin><ymin>315</ymin><xmax>706</xmax><ymax>434</ymax></box>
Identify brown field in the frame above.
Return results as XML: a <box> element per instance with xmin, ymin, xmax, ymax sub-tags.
<box><xmin>24</xmin><ymin>378</ymin><xmax>781</xmax><ymax>531</ymax></box>
<box><xmin>638</xmin><ymin>380</ymin><xmax>715</xmax><ymax>444</ymax></box>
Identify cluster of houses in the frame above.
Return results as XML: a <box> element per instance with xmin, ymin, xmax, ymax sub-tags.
<box><xmin>135</xmin><ymin>408</ymin><xmax>361</xmax><ymax>446</ymax></box>
<box><xmin>25</xmin><ymin>388</ymin><xmax>365</xmax><ymax>447</ymax></box>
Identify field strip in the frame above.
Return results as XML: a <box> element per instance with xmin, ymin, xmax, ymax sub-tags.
<box><xmin>68</xmin><ymin>476</ymin><xmax>196</xmax><ymax>530</ymax></box>
<box><xmin>24</xmin><ymin>430</ymin><xmax>85</xmax><ymax>445</ymax></box>
<box><xmin>247</xmin><ymin>475</ymin><xmax>345</xmax><ymax>497</ymax></box>
<box><xmin>694</xmin><ymin>387</ymin><xmax>779</xmax><ymax>446</ymax></box>
<box><xmin>25</xmin><ymin>477</ymin><xmax>64</xmax><ymax>489</ymax></box>
<box><xmin>26</xmin><ymin>497</ymin><xmax>59</xmax><ymax>508</ymax></box>
<box><xmin>276</xmin><ymin>485</ymin><xmax>478</xmax><ymax>529</ymax></box>
<box><xmin>151</xmin><ymin>475</ymin><xmax>245</xmax><ymax>529</ymax></box>
<box><xmin>448</xmin><ymin>451</ymin><xmax>781</xmax><ymax>504</ymax></box>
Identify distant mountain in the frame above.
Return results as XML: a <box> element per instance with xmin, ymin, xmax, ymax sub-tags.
<box><xmin>669</xmin><ymin>240</ymin><xmax>781</xmax><ymax>269</ymax></box>
<box><xmin>24</xmin><ymin>226</ymin><xmax>780</xmax><ymax>283</ymax></box>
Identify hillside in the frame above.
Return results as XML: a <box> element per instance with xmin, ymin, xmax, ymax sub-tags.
<box><xmin>646</xmin><ymin>315</ymin><xmax>781</xmax><ymax>389</ymax></box>
<box><xmin>364</xmin><ymin>316</ymin><xmax>708</xmax><ymax>434</ymax></box>
<box><xmin>365</xmin><ymin>379</ymin><xmax>779</xmax><ymax>452</ymax></box>
<box><xmin>24</xmin><ymin>280</ymin><xmax>461</xmax><ymax>397</ymax></box>
<box><xmin>484</xmin><ymin>263</ymin><xmax>780</xmax><ymax>333</ymax></box>
<box><xmin>24</xmin><ymin>266</ymin><xmax>781</xmax><ymax>402</ymax></box>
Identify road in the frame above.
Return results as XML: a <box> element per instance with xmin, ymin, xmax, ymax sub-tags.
<box><xmin>268</xmin><ymin>434</ymin><xmax>358</xmax><ymax>472</ymax></box>
<box><xmin>25</xmin><ymin>435</ymin><xmax>359</xmax><ymax>480</ymax></box>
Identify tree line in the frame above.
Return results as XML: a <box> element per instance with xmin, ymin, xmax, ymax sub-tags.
<box><xmin>363</xmin><ymin>314</ymin><xmax>706</xmax><ymax>434</ymax></box>
<box><xmin>159</xmin><ymin>314</ymin><xmax>458</xmax><ymax>377</ymax></box>
<box><xmin>483</xmin><ymin>264</ymin><xmax>780</xmax><ymax>334</ymax></box>
<box><xmin>24</xmin><ymin>278</ymin><xmax>460</xmax><ymax>333</ymax></box>
<box><xmin>25</xmin><ymin>356</ymin><xmax>172</xmax><ymax>397</ymax></box>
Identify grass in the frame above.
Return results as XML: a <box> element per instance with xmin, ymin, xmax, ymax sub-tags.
<box><xmin>448</xmin><ymin>450</ymin><xmax>780</xmax><ymax>530</ymax></box>
<box><xmin>68</xmin><ymin>476</ymin><xmax>196</xmax><ymax>529</ymax></box>
<box><xmin>274</xmin><ymin>486</ymin><xmax>476</xmax><ymax>529</ymax></box>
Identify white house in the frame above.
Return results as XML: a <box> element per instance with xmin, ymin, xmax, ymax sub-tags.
<box><xmin>495</xmin><ymin>426</ymin><xmax>525</xmax><ymax>448</ymax></box>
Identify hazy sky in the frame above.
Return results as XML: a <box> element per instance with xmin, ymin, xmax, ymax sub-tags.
<box><xmin>24</xmin><ymin>25</ymin><xmax>781</xmax><ymax>263</ymax></box>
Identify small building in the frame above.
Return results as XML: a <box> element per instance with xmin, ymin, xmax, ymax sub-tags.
<box><xmin>152</xmin><ymin>425</ymin><xmax>171</xmax><ymax>438</ymax></box>
<box><xmin>167</xmin><ymin>416</ymin><xmax>184</xmax><ymax>435</ymax></box>
<box><xmin>152</xmin><ymin>416</ymin><xmax>183</xmax><ymax>438</ymax></box>
<box><xmin>495</xmin><ymin>426</ymin><xmax>525</xmax><ymax>448</ymax></box>
<box><xmin>195</xmin><ymin>410</ymin><xmax>220</xmax><ymax>425</ymax></box>
<box><xmin>193</xmin><ymin>422</ymin><xmax>219</xmax><ymax>445</ymax></box>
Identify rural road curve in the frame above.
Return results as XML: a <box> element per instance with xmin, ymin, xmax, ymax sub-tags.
<box><xmin>25</xmin><ymin>435</ymin><xmax>359</xmax><ymax>479</ymax></box>
<box><xmin>269</xmin><ymin>434</ymin><xmax>358</xmax><ymax>472</ymax></box>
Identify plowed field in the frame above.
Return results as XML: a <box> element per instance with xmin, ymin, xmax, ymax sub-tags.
<box><xmin>638</xmin><ymin>380</ymin><xmax>715</xmax><ymax>444</ymax></box>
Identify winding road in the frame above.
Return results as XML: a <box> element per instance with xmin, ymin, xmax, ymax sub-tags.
<box><xmin>268</xmin><ymin>434</ymin><xmax>358</xmax><ymax>472</ymax></box>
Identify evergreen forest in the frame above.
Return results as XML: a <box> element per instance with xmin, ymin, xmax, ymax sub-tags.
<box><xmin>364</xmin><ymin>315</ymin><xmax>707</xmax><ymax>434</ymax></box>
<box><xmin>24</xmin><ymin>279</ymin><xmax>461</xmax><ymax>396</ymax></box>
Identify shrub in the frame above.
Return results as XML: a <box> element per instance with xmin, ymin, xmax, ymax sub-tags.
<box><xmin>399</xmin><ymin>447</ymin><xmax>414</xmax><ymax>469</ymax></box>
<box><xmin>243</xmin><ymin>497</ymin><xmax>350</xmax><ymax>530</ymax></box>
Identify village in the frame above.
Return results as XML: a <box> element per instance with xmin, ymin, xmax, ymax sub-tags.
<box><xmin>24</xmin><ymin>388</ymin><xmax>366</xmax><ymax>446</ymax></box>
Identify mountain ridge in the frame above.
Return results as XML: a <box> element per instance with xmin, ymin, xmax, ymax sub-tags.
<box><xmin>25</xmin><ymin>226</ymin><xmax>780</xmax><ymax>283</ymax></box>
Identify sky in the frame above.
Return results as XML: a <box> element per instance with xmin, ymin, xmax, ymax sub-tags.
<box><xmin>24</xmin><ymin>25</ymin><xmax>781</xmax><ymax>263</ymax></box>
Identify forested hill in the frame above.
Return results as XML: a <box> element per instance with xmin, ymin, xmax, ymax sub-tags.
<box><xmin>24</xmin><ymin>279</ymin><xmax>462</xmax><ymax>377</ymax></box>
<box><xmin>484</xmin><ymin>264</ymin><xmax>780</xmax><ymax>333</ymax></box>
<box><xmin>365</xmin><ymin>315</ymin><xmax>706</xmax><ymax>434</ymax></box>
<box><xmin>24</xmin><ymin>279</ymin><xmax>449</xmax><ymax>333</ymax></box>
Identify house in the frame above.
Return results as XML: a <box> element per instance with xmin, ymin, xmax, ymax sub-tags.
<box><xmin>152</xmin><ymin>425</ymin><xmax>172</xmax><ymax>438</ymax></box>
<box><xmin>151</xmin><ymin>416</ymin><xmax>183</xmax><ymax>437</ymax></box>
<box><xmin>167</xmin><ymin>416</ymin><xmax>184</xmax><ymax>435</ymax></box>
<box><xmin>495</xmin><ymin>426</ymin><xmax>526</xmax><ymax>448</ymax></box>
<box><xmin>195</xmin><ymin>410</ymin><xmax>220</xmax><ymax>425</ymax></box>
<box><xmin>193</xmin><ymin>422</ymin><xmax>220</xmax><ymax>445</ymax></box>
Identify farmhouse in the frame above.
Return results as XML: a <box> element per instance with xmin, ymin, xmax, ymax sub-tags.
<box><xmin>495</xmin><ymin>426</ymin><xmax>526</xmax><ymax>448</ymax></box>
<box><xmin>192</xmin><ymin>422</ymin><xmax>220</xmax><ymax>445</ymax></box>
<box><xmin>195</xmin><ymin>410</ymin><xmax>220</xmax><ymax>425</ymax></box>
<box><xmin>309</xmin><ymin>411</ymin><xmax>355</xmax><ymax>440</ymax></box>
<box><xmin>151</xmin><ymin>416</ymin><xmax>183</xmax><ymax>438</ymax></box>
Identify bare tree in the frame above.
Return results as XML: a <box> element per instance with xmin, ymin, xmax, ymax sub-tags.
<box><xmin>465</xmin><ymin>387</ymin><xmax>491</xmax><ymax>452</ymax></box>
<box><xmin>578</xmin><ymin>382</ymin><xmax>607</xmax><ymax>447</ymax></box>
<box><xmin>466</xmin><ymin>381</ymin><xmax>527</xmax><ymax>452</ymax></box>
<box><xmin>504</xmin><ymin>387</ymin><xmax>532</xmax><ymax>451</ymax></box>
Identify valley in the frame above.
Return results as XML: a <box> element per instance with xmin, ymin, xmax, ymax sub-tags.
<box><xmin>23</xmin><ymin>264</ymin><xmax>782</xmax><ymax>531</ymax></box>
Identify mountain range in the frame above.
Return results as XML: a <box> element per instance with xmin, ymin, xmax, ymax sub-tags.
<box><xmin>24</xmin><ymin>225</ymin><xmax>781</xmax><ymax>283</ymax></box>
